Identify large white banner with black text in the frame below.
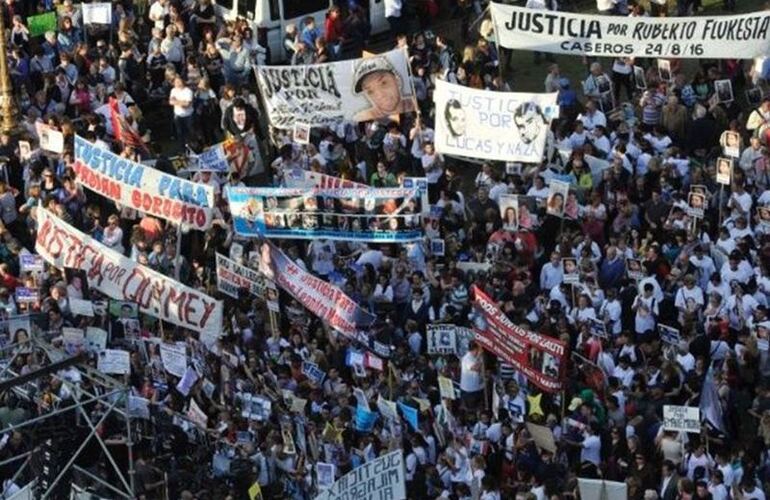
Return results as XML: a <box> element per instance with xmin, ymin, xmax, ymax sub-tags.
<box><xmin>433</xmin><ymin>79</ymin><xmax>558</xmax><ymax>163</ymax></box>
<box><xmin>491</xmin><ymin>3</ymin><xmax>770</xmax><ymax>59</ymax></box>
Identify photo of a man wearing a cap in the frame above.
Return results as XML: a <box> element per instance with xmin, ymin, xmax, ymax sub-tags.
<box><xmin>352</xmin><ymin>55</ymin><xmax>415</xmax><ymax>122</ymax></box>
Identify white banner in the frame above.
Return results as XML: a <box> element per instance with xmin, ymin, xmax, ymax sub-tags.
<box><xmin>256</xmin><ymin>48</ymin><xmax>415</xmax><ymax>128</ymax></box>
<box><xmin>663</xmin><ymin>405</ymin><xmax>701</xmax><ymax>433</ymax></box>
<box><xmin>97</xmin><ymin>349</ymin><xmax>130</xmax><ymax>375</ymax></box>
<box><xmin>490</xmin><ymin>3</ymin><xmax>770</xmax><ymax>59</ymax></box>
<box><xmin>82</xmin><ymin>2</ymin><xmax>112</xmax><ymax>24</ymax></box>
<box><xmin>433</xmin><ymin>80</ymin><xmax>558</xmax><ymax>163</ymax></box>
<box><xmin>73</xmin><ymin>135</ymin><xmax>215</xmax><ymax>231</ymax></box>
<box><xmin>284</xmin><ymin>169</ymin><xmax>368</xmax><ymax>189</ymax></box>
<box><xmin>36</xmin><ymin>209</ymin><xmax>223</xmax><ymax>340</ymax></box>
<box><xmin>215</xmin><ymin>253</ymin><xmax>266</xmax><ymax>299</ymax></box>
<box><xmin>577</xmin><ymin>479</ymin><xmax>627</xmax><ymax>500</ymax></box>
<box><xmin>315</xmin><ymin>450</ymin><xmax>406</xmax><ymax>500</ymax></box>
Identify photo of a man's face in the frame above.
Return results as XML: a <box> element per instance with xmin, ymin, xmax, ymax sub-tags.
<box><xmin>445</xmin><ymin>99</ymin><xmax>466</xmax><ymax>137</ymax></box>
<box><xmin>360</xmin><ymin>70</ymin><xmax>401</xmax><ymax>114</ymax></box>
<box><xmin>513</xmin><ymin>102</ymin><xmax>546</xmax><ymax>145</ymax></box>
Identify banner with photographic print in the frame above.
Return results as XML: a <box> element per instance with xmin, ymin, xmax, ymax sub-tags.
<box><xmin>284</xmin><ymin>169</ymin><xmax>368</xmax><ymax>189</ymax></box>
<box><xmin>472</xmin><ymin>285</ymin><xmax>566</xmax><ymax>392</ymax></box>
<box><xmin>255</xmin><ymin>48</ymin><xmax>415</xmax><ymax>129</ymax></box>
<box><xmin>490</xmin><ymin>3</ymin><xmax>770</xmax><ymax>59</ymax></box>
<box><xmin>433</xmin><ymin>79</ymin><xmax>558</xmax><ymax>163</ymax></box>
<box><xmin>226</xmin><ymin>186</ymin><xmax>424</xmax><ymax>242</ymax></box>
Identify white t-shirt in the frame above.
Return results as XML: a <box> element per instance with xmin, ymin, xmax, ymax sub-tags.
<box><xmin>170</xmin><ymin>86</ymin><xmax>194</xmax><ymax>117</ymax></box>
<box><xmin>581</xmin><ymin>434</ymin><xmax>602</xmax><ymax>465</ymax></box>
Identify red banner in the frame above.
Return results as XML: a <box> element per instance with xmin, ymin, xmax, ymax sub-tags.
<box><xmin>472</xmin><ymin>285</ymin><xmax>566</xmax><ymax>392</ymax></box>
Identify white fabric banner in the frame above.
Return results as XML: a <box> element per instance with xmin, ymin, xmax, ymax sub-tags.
<box><xmin>490</xmin><ymin>3</ymin><xmax>770</xmax><ymax>59</ymax></box>
<box><xmin>315</xmin><ymin>450</ymin><xmax>406</xmax><ymax>500</ymax></box>
<box><xmin>256</xmin><ymin>48</ymin><xmax>415</xmax><ymax>128</ymax></box>
<box><xmin>82</xmin><ymin>2</ymin><xmax>112</xmax><ymax>24</ymax></box>
<box><xmin>73</xmin><ymin>135</ymin><xmax>215</xmax><ymax>231</ymax></box>
<box><xmin>36</xmin><ymin>209</ymin><xmax>223</xmax><ymax>340</ymax></box>
<box><xmin>433</xmin><ymin>79</ymin><xmax>558</xmax><ymax>163</ymax></box>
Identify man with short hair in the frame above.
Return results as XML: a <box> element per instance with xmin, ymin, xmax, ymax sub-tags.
<box><xmin>169</xmin><ymin>76</ymin><xmax>193</xmax><ymax>148</ymax></box>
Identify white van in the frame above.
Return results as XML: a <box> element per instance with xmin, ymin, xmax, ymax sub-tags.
<box><xmin>214</xmin><ymin>0</ymin><xmax>389</xmax><ymax>63</ymax></box>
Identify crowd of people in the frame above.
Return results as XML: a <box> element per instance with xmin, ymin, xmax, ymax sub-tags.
<box><xmin>0</xmin><ymin>0</ymin><xmax>770</xmax><ymax>499</ymax></box>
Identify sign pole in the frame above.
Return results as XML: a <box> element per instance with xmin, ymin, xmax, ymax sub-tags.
<box><xmin>718</xmin><ymin>184</ymin><xmax>724</xmax><ymax>228</ymax></box>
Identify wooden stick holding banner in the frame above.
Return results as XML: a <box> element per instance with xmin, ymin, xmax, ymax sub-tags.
<box><xmin>718</xmin><ymin>184</ymin><xmax>724</xmax><ymax>229</ymax></box>
<box><xmin>482</xmin><ymin>351</ymin><xmax>489</xmax><ymax>411</ymax></box>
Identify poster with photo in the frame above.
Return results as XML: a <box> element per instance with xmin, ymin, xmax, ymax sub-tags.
<box><xmin>516</xmin><ymin>196</ymin><xmax>537</xmax><ymax>229</ymax></box>
<box><xmin>657</xmin><ymin>59</ymin><xmax>672</xmax><ymax>82</ymax></box>
<box><xmin>546</xmin><ymin>180</ymin><xmax>570</xmax><ymax>217</ymax></box>
<box><xmin>687</xmin><ymin>191</ymin><xmax>706</xmax><ymax>218</ymax></box>
<box><xmin>758</xmin><ymin>206</ymin><xmax>770</xmax><ymax>226</ymax></box>
<box><xmin>499</xmin><ymin>194</ymin><xmax>519</xmax><ymax>232</ymax></box>
<box><xmin>562</xmin><ymin>258</ymin><xmax>579</xmax><ymax>284</ymax></box>
<box><xmin>715</xmin><ymin>79</ymin><xmax>734</xmax><ymax>103</ymax></box>
<box><xmin>716</xmin><ymin>157</ymin><xmax>732</xmax><ymax>186</ymax></box>
<box><xmin>430</xmin><ymin>239</ymin><xmax>445</xmax><ymax>256</ymax></box>
<box><xmin>589</xmin><ymin>318</ymin><xmax>607</xmax><ymax>338</ymax></box>
<box><xmin>746</xmin><ymin>87</ymin><xmax>763</xmax><ymax>107</ymax></box>
<box><xmin>293</xmin><ymin>122</ymin><xmax>311</xmax><ymax>145</ymax></box>
<box><xmin>720</xmin><ymin>130</ymin><xmax>741</xmax><ymax>158</ymax></box>
<box><xmin>633</xmin><ymin>66</ymin><xmax>647</xmax><ymax>90</ymax></box>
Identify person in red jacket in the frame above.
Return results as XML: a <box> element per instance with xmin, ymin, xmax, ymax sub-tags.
<box><xmin>324</xmin><ymin>6</ymin><xmax>344</xmax><ymax>59</ymax></box>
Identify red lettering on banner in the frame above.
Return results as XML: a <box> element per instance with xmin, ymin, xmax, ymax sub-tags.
<box><xmin>165</xmin><ymin>288</ymin><xmax>188</xmax><ymax>326</ymax></box>
<box><xmin>198</xmin><ymin>300</ymin><xmax>217</xmax><ymax>329</ymax></box>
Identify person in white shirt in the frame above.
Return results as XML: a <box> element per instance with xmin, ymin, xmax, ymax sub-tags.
<box><xmin>633</xmin><ymin>282</ymin><xmax>659</xmax><ymax>336</ymax></box>
<box><xmin>384</xmin><ymin>0</ymin><xmax>402</xmax><ymax>36</ymax></box>
<box><xmin>674</xmin><ymin>274</ymin><xmax>705</xmax><ymax>323</ymax></box>
<box><xmin>578</xmin><ymin>100</ymin><xmax>607</xmax><ymax>131</ymax></box>
<box><xmin>526</xmin><ymin>175</ymin><xmax>550</xmax><ymax>201</ymax></box>
<box><xmin>460</xmin><ymin>342</ymin><xmax>484</xmax><ymax>409</ymax></box>
<box><xmin>540</xmin><ymin>252</ymin><xmax>564</xmax><ymax>290</ymax></box>
<box><xmin>727</xmin><ymin>183</ymin><xmax>753</xmax><ymax>219</ymax></box>
<box><xmin>612</xmin><ymin>355</ymin><xmax>635</xmax><ymax>387</ymax></box>
<box><xmin>169</xmin><ymin>76</ymin><xmax>194</xmax><ymax>147</ymax></box>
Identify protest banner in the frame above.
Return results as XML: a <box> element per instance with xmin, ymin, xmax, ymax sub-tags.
<box><xmin>187</xmin><ymin>399</ymin><xmax>208</xmax><ymax>428</ymax></box>
<box><xmin>62</xmin><ymin>327</ymin><xmax>85</xmax><ymax>355</ymax></box>
<box><xmin>215</xmin><ymin>253</ymin><xmax>266</xmax><ymax>299</ymax></box>
<box><xmin>472</xmin><ymin>285</ymin><xmax>566</xmax><ymax>392</ymax></box>
<box><xmin>97</xmin><ymin>349</ymin><xmax>130</xmax><ymax>375</ymax></box>
<box><xmin>302</xmin><ymin>361</ymin><xmax>327</xmax><ymax>385</ymax></box>
<box><xmin>81</xmin><ymin>2</ymin><xmax>112</xmax><ymax>24</ymax></box>
<box><xmin>19</xmin><ymin>254</ymin><xmax>44</xmax><ymax>273</ymax></box>
<box><xmin>69</xmin><ymin>298</ymin><xmax>95</xmax><ymax>317</ymax></box>
<box><xmin>427</xmin><ymin>325</ymin><xmax>457</xmax><ymax>354</ymax></box>
<box><xmin>663</xmin><ymin>405</ymin><xmax>701</xmax><ymax>432</ymax></box>
<box><xmin>160</xmin><ymin>343</ymin><xmax>188</xmax><ymax>378</ymax></box>
<box><xmin>316</xmin><ymin>462</ymin><xmax>335</xmax><ymax>490</ymax></box>
<box><xmin>176</xmin><ymin>367</ymin><xmax>199</xmax><ymax>396</ymax></box>
<box><xmin>258</xmin><ymin>240</ymin><xmax>376</xmax><ymax>339</ymax></box>
<box><xmin>27</xmin><ymin>12</ymin><xmax>57</xmax><ymax>37</ymax></box>
<box><xmin>36</xmin><ymin>209</ymin><xmax>223</xmax><ymax>341</ymax></box>
<box><xmin>284</xmin><ymin>169</ymin><xmax>368</xmax><ymax>189</ymax></box>
<box><xmin>73</xmin><ymin>135</ymin><xmax>215</xmax><ymax>230</ymax></box>
<box><xmin>226</xmin><ymin>186</ymin><xmax>423</xmax><ymax>243</ymax></box>
<box><xmin>315</xmin><ymin>450</ymin><xmax>405</xmax><ymax>500</ymax></box>
<box><xmin>15</xmin><ymin>287</ymin><xmax>39</xmax><ymax>304</ymax></box>
<box><xmin>433</xmin><ymin>80</ymin><xmax>558</xmax><ymax>164</ymax></box>
<box><xmin>659</xmin><ymin>324</ymin><xmax>681</xmax><ymax>345</ymax></box>
<box><xmin>189</xmin><ymin>143</ymin><xmax>230</xmax><ymax>173</ymax></box>
<box><xmin>255</xmin><ymin>49</ymin><xmax>415</xmax><ymax>128</ymax></box>
<box><xmin>85</xmin><ymin>327</ymin><xmax>108</xmax><ymax>352</ymax></box>
<box><xmin>490</xmin><ymin>3</ymin><xmax>770</xmax><ymax>59</ymax></box>
<box><xmin>36</xmin><ymin>122</ymin><xmax>64</xmax><ymax>153</ymax></box>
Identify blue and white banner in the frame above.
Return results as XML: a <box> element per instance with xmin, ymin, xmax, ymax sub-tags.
<box><xmin>433</xmin><ymin>79</ymin><xmax>558</xmax><ymax>164</ymax></box>
<box><xmin>226</xmin><ymin>186</ymin><xmax>424</xmax><ymax>242</ymax></box>
<box><xmin>189</xmin><ymin>143</ymin><xmax>230</xmax><ymax>173</ymax></box>
<box><xmin>73</xmin><ymin>135</ymin><xmax>215</xmax><ymax>230</ymax></box>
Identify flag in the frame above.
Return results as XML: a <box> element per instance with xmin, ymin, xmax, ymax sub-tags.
<box><xmin>354</xmin><ymin>405</ymin><xmax>378</xmax><ymax>432</ymax></box>
<box><xmin>700</xmin><ymin>367</ymin><xmax>726</xmax><ymax>433</ymax></box>
<box><xmin>109</xmin><ymin>98</ymin><xmax>148</xmax><ymax>154</ymax></box>
<box><xmin>398</xmin><ymin>401</ymin><xmax>419</xmax><ymax>431</ymax></box>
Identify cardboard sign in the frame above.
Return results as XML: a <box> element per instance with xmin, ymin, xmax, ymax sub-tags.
<box><xmin>663</xmin><ymin>405</ymin><xmax>701</xmax><ymax>433</ymax></box>
<box><xmin>160</xmin><ymin>343</ymin><xmax>188</xmax><ymax>378</ymax></box>
<box><xmin>97</xmin><ymin>349</ymin><xmax>130</xmax><ymax>375</ymax></box>
<box><xmin>427</xmin><ymin>325</ymin><xmax>457</xmax><ymax>355</ymax></box>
